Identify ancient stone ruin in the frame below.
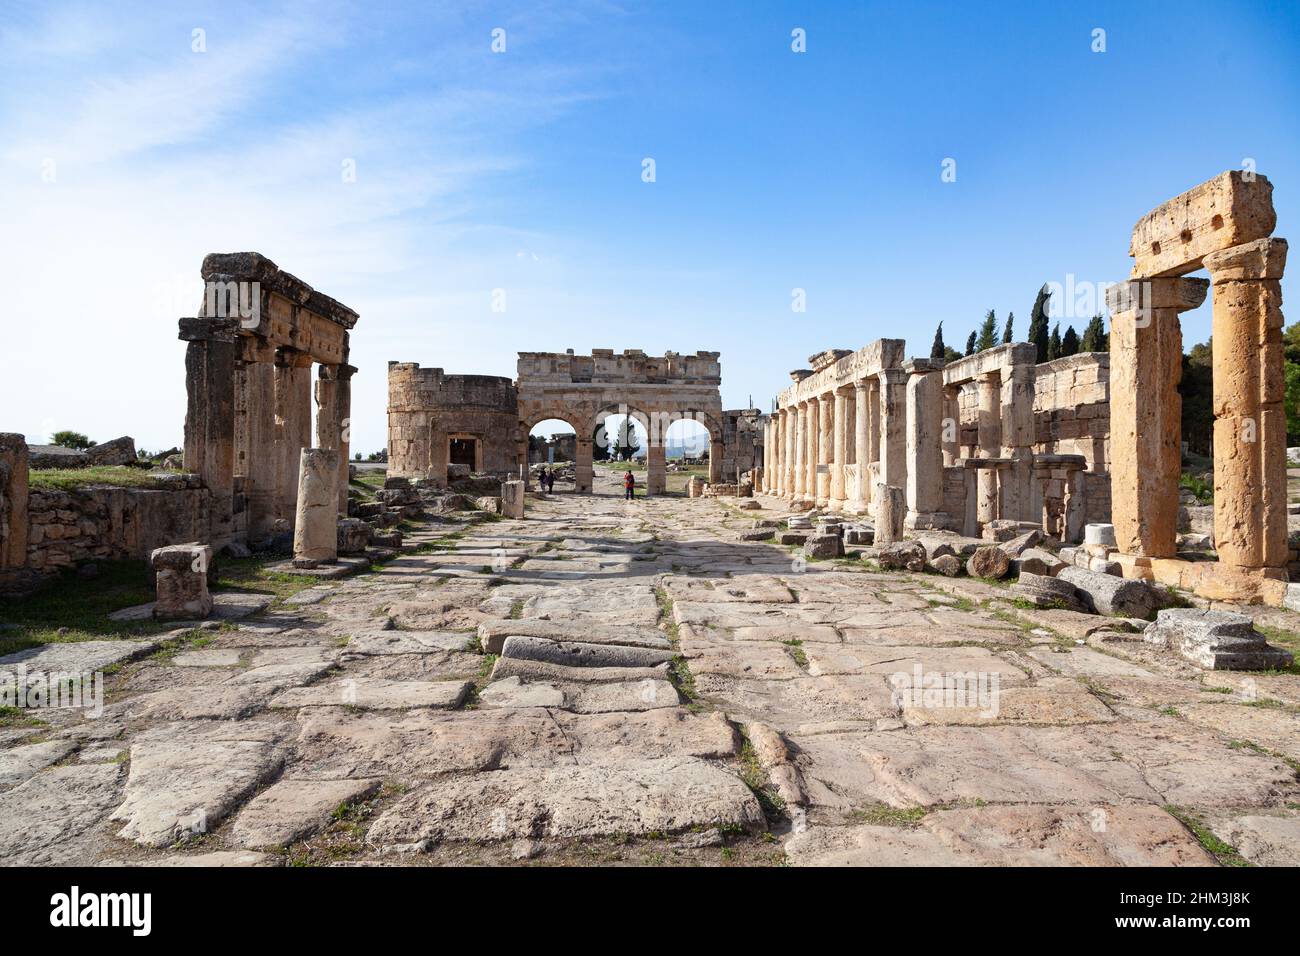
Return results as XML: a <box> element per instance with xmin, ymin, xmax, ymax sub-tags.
<box><xmin>386</xmin><ymin>349</ymin><xmax>746</xmax><ymax>495</ymax></box>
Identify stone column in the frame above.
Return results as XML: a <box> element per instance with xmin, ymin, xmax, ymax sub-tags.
<box><xmin>789</xmin><ymin>406</ymin><xmax>803</xmax><ymax>499</ymax></box>
<box><xmin>1107</xmin><ymin>277</ymin><xmax>1208</xmax><ymax>557</ymax></box>
<box><xmin>875</xmin><ymin>483</ymin><xmax>905</xmax><ymax>546</ymax></box>
<box><xmin>851</xmin><ymin>382</ymin><xmax>870</xmax><ymax>512</ymax></box>
<box><xmin>904</xmin><ymin>360</ymin><xmax>945</xmax><ymax>530</ymax></box>
<box><xmin>1000</xmin><ymin>361</ymin><xmax>1036</xmax><ymax>522</ymax></box>
<box><xmin>1204</xmin><ymin>238</ymin><xmax>1289</xmax><ymax>570</ymax></box>
<box><xmin>0</xmin><ymin>434</ymin><xmax>29</xmax><ymax>573</ymax></box>
<box><xmin>501</xmin><ymin>479</ymin><xmax>525</xmax><ymax>518</ymax></box>
<box><xmin>975</xmin><ymin>372</ymin><xmax>1002</xmax><ymax>526</ymax></box>
<box><xmin>877</xmin><ymin>369</ymin><xmax>907</xmax><ymax>491</ymax></box>
<box><xmin>770</xmin><ymin>414</ymin><xmax>782</xmax><ymax>495</ymax></box>
<box><xmin>315</xmin><ymin>363</ymin><xmax>355</xmax><ymax>514</ymax></box>
<box><xmin>708</xmin><ymin>438</ymin><xmax>725</xmax><ymax>484</ymax></box>
<box><xmin>274</xmin><ymin>348</ymin><xmax>314</xmax><ymax>528</ymax></box>
<box><xmin>238</xmin><ymin>347</ymin><xmax>278</xmax><ymax>541</ymax></box>
<box><xmin>574</xmin><ymin>437</ymin><xmax>594</xmax><ymax>493</ymax></box>
<box><xmin>804</xmin><ymin>399</ymin><xmax>819</xmax><ymax>503</ymax></box>
<box><xmin>292</xmin><ymin>448</ymin><xmax>339</xmax><ymax>567</ymax></box>
<box><xmin>829</xmin><ymin>389</ymin><xmax>849</xmax><ymax>510</ymax></box>
<box><xmin>816</xmin><ymin>393</ymin><xmax>834</xmax><ymax>507</ymax></box>
<box><xmin>941</xmin><ymin>385</ymin><xmax>961</xmax><ymax>466</ymax></box>
<box><xmin>647</xmin><ymin>441</ymin><xmax>667</xmax><ymax>495</ymax></box>
<box><xmin>179</xmin><ymin>317</ymin><xmax>238</xmax><ymax>548</ymax></box>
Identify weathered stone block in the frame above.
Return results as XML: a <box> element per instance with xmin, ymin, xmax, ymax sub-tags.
<box><xmin>803</xmin><ymin>534</ymin><xmax>844</xmax><ymax>560</ymax></box>
<box><xmin>336</xmin><ymin>518</ymin><xmax>370</xmax><ymax>555</ymax></box>
<box><xmin>1058</xmin><ymin>566</ymin><xmax>1159</xmax><ymax>619</ymax></box>
<box><xmin>151</xmin><ymin>543</ymin><xmax>213</xmax><ymax>620</ymax></box>
<box><xmin>966</xmin><ymin>546</ymin><xmax>1010</xmax><ymax>580</ymax></box>
<box><xmin>877</xmin><ymin>541</ymin><xmax>926</xmax><ymax>572</ymax></box>
<box><xmin>1143</xmin><ymin>608</ymin><xmax>1294</xmax><ymax>671</ymax></box>
<box><xmin>1012</xmin><ymin>572</ymin><xmax>1088</xmax><ymax>613</ymax></box>
<box><xmin>501</xmin><ymin>480</ymin><xmax>525</xmax><ymax>519</ymax></box>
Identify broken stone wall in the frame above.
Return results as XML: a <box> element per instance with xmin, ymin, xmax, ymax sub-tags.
<box><xmin>1032</xmin><ymin>352</ymin><xmax>1110</xmax><ymax>470</ymax></box>
<box><xmin>721</xmin><ymin>408</ymin><xmax>766</xmax><ymax>483</ymax></box>
<box><xmin>387</xmin><ymin>363</ymin><xmax>519</xmax><ymax>483</ymax></box>
<box><xmin>26</xmin><ymin>480</ymin><xmax>211</xmax><ymax>573</ymax></box>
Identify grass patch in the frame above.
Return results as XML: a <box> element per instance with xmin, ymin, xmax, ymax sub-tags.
<box><xmin>782</xmin><ymin>638</ymin><xmax>808</xmax><ymax>668</ymax></box>
<box><xmin>736</xmin><ymin>738</ymin><xmax>786</xmax><ymax>821</ymax></box>
<box><xmin>213</xmin><ymin>557</ymin><xmax>323</xmax><ymax>604</ymax></box>
<box><xmin>27</xmin><ymin>466</ymin><xmax>186</xmax><ymax>492</ymax></box>
<box><xmin>1163</xmin><ymin>805</ymin><xmax>1250</xmax><ymax>866</ymax></box>
<box><xmin>850</xmin><ymin>803</ymin><xmax>928</xmax><ymax>827</ymax></box>
<box><xmin>1178</xmin><ymin>473</ymin><xmax>1213</xmax><ymax>506</ymax></box>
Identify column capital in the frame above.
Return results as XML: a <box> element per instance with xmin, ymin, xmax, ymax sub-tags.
<box><xmin>319</xmin><ymin>363</ymin><xmax>359</xmax><ymax>381</ymax></box>
<box><xmin>1105</xmin><ymin>276</ymin><xmax>1209</xmax><ymax>314</ymax></box>
<box><xmin>853</xmin><ymin>379</ymin><xmax>870</xmax><ymax>393</ymax></box>
<box><xmin>275</xmin><ymin>346</ymin><xmax>314</xmax><ymax>369</ymax></box>
<box><xmin>1202</xmin><ymin>237</ymin><xmax>1287</xmax><ymax>281</ymax></box>
<box><xmin>903</xmin><ymin>357</ymin><xmax>943</xmax><ymax>375</ymax></box>
<box><xmin>877</xmin><ymin>367</ymin><xmax>907</xmax><ymax>385</ymax></box>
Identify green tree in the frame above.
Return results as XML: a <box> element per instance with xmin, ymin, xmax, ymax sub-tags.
<box><xmin>965</xmin><ymin>331</ymin><xmax>977</xmax><ymax>356</ymax></box>
<box><xmin>51</xmin><ymin>430</ymin><xmax>94</xmax><ymax>449</ymax></box>
<box><xmin>1286</xmin><ymin>363</ymin><xmax>1300</xmax><ymax>445</ymax></box>
<box><xmin>1047</xmin><ymin>323</ymin><xmax>1061</xmax><ymax>361</ymax></box>
<box><xmin>1060</xmin><ymin>325</ymin><xmax>1080</xmax><ymax>357</ymax></box>
<box><xmin>1080</xmin><ymin>314</ymin><xmax>1108</xmax><ymax>352</ymax></box>
<box><xmin>1001</xmin><ymin>311</ymin><xmax>1014</xmax><ymax>344</ymax></box>
<box><xmin>975</xmin><ymin>310</ymin><xmax>998</xmax><ymax>352</ymax></box>
<box><xmin>930</xmin><ymin>322</ymin><xmax>946</xmax><ymax>361</ymax></box>
<box><xmin>1028</xmin><ymin>285</ymin><xmax>1052</xmax><ymax>362</ymax></box>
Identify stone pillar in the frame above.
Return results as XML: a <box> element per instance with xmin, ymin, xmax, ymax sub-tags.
<box><xmin>829</xmin><ymin>389</ymin><xmax>849</xmax><ymax>510</ymax></box>
<box><xmin>1204</xmin><ymin>238</ymin><xmax>1289</xmax><ymax>570</ymax></box>
<box><xmin>274</xmin><ymin>348</ymin><xmax>314</xmax><ymax>528</ymax></box>
<box><xmin>877</xmin><ymin>369</ymin><xmax>907</xmax><ymax>491</ymax></box>
<box><xmin>1000</xmin><ymin>361</ymin><xmax>1036</xmax><ymax>522</ymax></box>
<box><xmin>816</xmin><ymin>394</ymin><xmax>834</xmax><ymax>507</ymax></box>
<box><xmin>234</xmin><ymin>340</ymin><xmax>277</xmax><ymax>541</ymax></box>
<box><xmin>875</xmin><ymin>483</ymin><xmax>905</xmax><ymax>546</ymax></box>
<box><xmin>179</xmin><ymin>317</ymin><xmax>238</xmax><ymax>549</ymax></box>
<box><xmin>804</xmin><ymin>399</ymin><xmax>819</xmax><ymax>503</ymax></box>
<box><xmin>770</xmin><ymin>414</ymin><xmax>782</xmax><ymax>495</ymax></box>
<box><xmin>1065</xmin><ymin>467</ymin><xmax>1087</xmax><ymax>543</ymax></box>
<box><xmin>851</xmin><ymin>382</ymin><xmax>870</xmax><ymax>512</ymax></box>
<box><xmin>501</xmin><ymin>479</ymin><xmax>525</xmax><ymax>518</ymax></box>
<box><xmin>292</xmin><ymin>448</ymin><xmax>339</xmax><ymax>568</ymax></box>
<box><xmin>0</xmin><ymin>434</ymin><xmax>30</xmax><ymax>573</ymax></box>
<box><xmin>786</xmin><ymin>407</ymin><xmax>799</xmax><ymax>499</ymax></box>
<box><xmin>941</xmin><ymin>385</ymin><xmax>961</xmax><ymax>467</ymax></box>
<box><xmin>647</xmin><ymin>441</ymin><xmax>667</xmax><ymax>495</ymax></box>
<box><xmin>975</xmin><ymin>372</ymin><xmax>1001</xmax><ymax>526</ymax></box>
<box><xmin>315</xmin><ymin>363</ymin><xmax>355</xmax><ymax>514</ymax></box>
<box><xmin>574</xmin><ymin>437</ymin><xmax>594</xmax><ymax>493</ymax></box>
<box><xmin>1107</xmin><ymin>277</ymin><xmax>1208</xmax><ymax>557</ymax></box>
<box><xmin>790</xmin><ymin>406</ymin><xmax>804</xmax><ymax>499</ymax></box>
<box><xmin>905</xmin><ymin>360</ymin><xmax>945</xmax><ymax>530</ymax></box>
<box><xmin>151</xmin><ymin>544</ymin><xmax>213</xmax><ymax>620</ymax></box>
<box><xmin>708</xmin><ymin>438</ymin><xmax>725</xmax><ymax>484</ymax></box>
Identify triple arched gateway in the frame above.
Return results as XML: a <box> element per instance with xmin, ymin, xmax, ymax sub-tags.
<box><xmin>388</xmin><ymin>349</ymin><xmax>740</xmax><ymax>494</ymax></box>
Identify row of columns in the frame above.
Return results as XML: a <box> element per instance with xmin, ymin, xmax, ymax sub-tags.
<box><xmin>182</xmin><ymin>317</ymin><xmax>353</xmax><ymax>549</ymax></box>
<box><xmin>762</xmin><ymin>362</ymin><xmax>942</xmax><ymax>525</ymax></box>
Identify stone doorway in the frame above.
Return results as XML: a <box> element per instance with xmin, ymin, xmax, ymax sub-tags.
<box><xmin>448</xmin><ymin>437</ymin><xmax>478</xmax><ymax>469</ymax></box>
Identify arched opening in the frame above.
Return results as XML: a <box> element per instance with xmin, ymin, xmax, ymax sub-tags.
<box><xmin>592</xmin><ymin>409</ymin><xmax>649</xmax><ymax>495</ymax></box>
<box><xmin>664</xmin><ymin>415</ymin><xmax>715</xmax><ymax>494</ymax></box>
<box><xmin>527</xmin><ymin>417</ymin><xmax>579</xmax><ymax>493</ymax></box>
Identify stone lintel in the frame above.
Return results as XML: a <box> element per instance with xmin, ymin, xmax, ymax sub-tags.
<box><xmin>904</xmin><ymin>357</ymin><xmax>943</xmax><ymax>374</ymax></box>
<box><xmin>808</xmin><ymin>349</ymin><xmax>853</xmax><ymax>372</ymax></box>
<box><xmin>178</xmin><ymin>317</ymin><xmax>240</xmax><ymax>343</ymax></box>
<box><xmin>1129</xmin><ymin>171</ymin><xmax>1276</xmax><ymax>278</ymax></box>
<box><xmin>201</xmin><ymin>252</ymin><xmax>359</xmax><ymax>329</ymax></box>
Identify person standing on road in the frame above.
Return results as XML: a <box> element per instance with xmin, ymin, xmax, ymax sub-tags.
<box><xmin>623</xmin><ymin>469</ymin><xmax>635</xmax><ymax>501</ymax></box>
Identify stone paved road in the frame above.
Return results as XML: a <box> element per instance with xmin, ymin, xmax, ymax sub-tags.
<box><xmin>2</xmin><ymin>469</ymin><xmax>1299</xmax><ymax>866</ymax></box>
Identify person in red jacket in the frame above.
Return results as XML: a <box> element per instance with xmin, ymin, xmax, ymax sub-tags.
<box><xmin>623</xmin><ymin>469</ymin><xmax>635</xmax><ymax>500</ymax></box>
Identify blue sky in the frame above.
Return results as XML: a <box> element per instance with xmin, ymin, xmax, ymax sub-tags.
<box><xmin>2</xmin><ymin>0</ymin><xmax>1298</xmax><ymax>455</ymax></box>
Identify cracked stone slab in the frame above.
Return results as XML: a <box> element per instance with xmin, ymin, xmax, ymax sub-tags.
<box><xmin>223</xmin><ymin>660</ymin><xmax>335</xmax><ymax>689</ymax></box>
<box><xmin>899</xmin><ymin>679</ymin><xmax>1117</xmax><ymax>727</ymax></box>
<box><xmin>173</xmin><ymin>649</ymin><xmax>243</xmax><ymax>667</ymax></box>
<box><xmin>499</xmin><ymin>635</ymin><xmax>677</xmax><ymax>669</ymax></box>
<box><xmin>786</xmin><ymin>804</ymin><xmax>1215</xmax><ymax>866</ymax></box>
<box><xmin>116</xmin><ymin>850</ymin><xmax>283</xmax><ymax>867</ymax></box>
<box><xmin>477</xmin><ymin>618</ymin><xmax>670</xmax><ymax>655</ymax></box>
<box><xmin>695</xmin><ymin>673</ymin><xmax>898</xmax><ymax>732</ymax></box>
<box><xmin>1200</xmin><ymin>811</ymin><xmax>1300</xmax><ymax>866</ymax></box>
<box><xmin>678</xmin><ymin>641</ymin><xmax>806</xmax><ymax>680</ymax></box>
<box><xmin>340</xmin><ymin>630</ymin><xmax>475</xmax><ymax>656</ymax></box>
<box><xmin>111</xmin><ymin>720</ymin><xmax>292</xmax><ymax>848</ymax></box>
<box><xmin>479</xmin><ymin>675</ymin><xmax>680</xmax><ymax>713</ymax></box>
<box><xmin>0</xmin><ymin>739</ymin><xmax>77</xmax><ymax>787</ymax></box>
<box><xmin>0</xmin><ymin>763</ymin><xmax>124</xmax><ymax>864</ymax></box>
<box><xmin>271</xmin><ymin>678</ymin><xmax>471</xmax><ymax>711</ymax></box>
<box><xmin>1174</xmin><ymin>702</ymin><xmax>1300</xmax><ymax>761</ymax></box>
<box><xmin>229</xmin><ymin>777</ymin><xmax>381</xmax><ymax>848</ymax></box>
<box><xmin>0</xmin><ymin>638</ymin><xmax>160</xmax><ymax>673</ymax></box>
<box><xmin>491</xmin><ymin>656</ymin><xmax>669</xmax><ymax>685</ymax></box>
<box><xmin>366</xmin><ymin>757</ymin><xmax>764</xmax><ymax>847</ymax></box>
<box><xmin>803</xmin><ymin>644</ymin><xmax>1030</xmax><ymax>684</ymax></box>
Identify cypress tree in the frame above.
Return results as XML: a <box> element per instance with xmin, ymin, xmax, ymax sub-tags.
<box><xmin>1080</xmin><ymin>314</ymin><xmax>1107</xmax><ymax>353</ymax></box>
<box><xmin>965</xmin><ymin>331</ymin><xmax>977</xmax><ymax>356</ymax></box>
<box><xmin>975</xmin><ymin>310</ymin><xmax>998</xmax><ymax>352</ymax></box>
<box><xmin>930</xmin><ymin>322</ymin><xmax>946</xmax><ymax>360</ymax></box>
<box><xmin>1061</xmin><ymin>325</ymin><xmax>1080</xmax><ymax>357</ymax></box>
<box><xmin>1028</xmin><ymin>285</ymin><xmax>1052</xmax><ymax>362</ymax></box>
<box><xmin>1001</xmin><ymin>311</ymin><xmax>1014</xmax><ymax>344</ymax></box>
<box><xmin>1047</xmin><ymin>323</ymin><xmax>1061</xmax><ymax>361</ymax></box>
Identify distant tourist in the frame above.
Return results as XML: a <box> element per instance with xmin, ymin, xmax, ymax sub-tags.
<box><xmin>538</xmin><ymin>467</ymin><xmax>550</xmax><ymax>493</ymax></box>
<box><xmin>623</xmin><ymin>469</ymin><xmax>635</xmax><ymax>500</ymax></box>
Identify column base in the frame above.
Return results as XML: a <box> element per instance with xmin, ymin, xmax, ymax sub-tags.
<box><xmin>1114</xmin><ymin>553</ymin><xmax>1288</xmax><ymax>606</ymax></box>
<box><xmin>826</xmin><ymin>498</ymin><xmax>848</xmax><ymax>513</ymax></box>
